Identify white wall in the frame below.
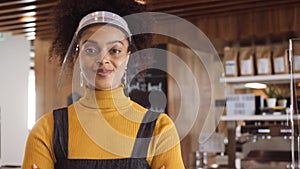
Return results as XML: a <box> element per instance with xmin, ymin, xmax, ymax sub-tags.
<box><xmin>0</xmin><ymin>33</ymin><xmax>30</xmax><ymax>166</ymax></box>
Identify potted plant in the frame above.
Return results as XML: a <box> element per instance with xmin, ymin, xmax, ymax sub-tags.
<box><xmin>275</xmin><ymin>87</ymin><xmax>289</xmax><ymax>108</ymax></box>
<box><xmin>263</xmin><ymin>85</ymin><xmax>277</xmax><ymax>108</ymax></box>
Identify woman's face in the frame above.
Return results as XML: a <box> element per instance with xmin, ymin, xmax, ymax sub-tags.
<box><xmin>78</xmin><ymin>25</ymin><xmax>130</xmax><ymax>90</ymax></box>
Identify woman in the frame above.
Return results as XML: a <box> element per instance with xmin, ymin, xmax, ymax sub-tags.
<box><xmin>22</xmin><ymin>0</ymin><xmax>185</xmax><ymax>169</ymax></box>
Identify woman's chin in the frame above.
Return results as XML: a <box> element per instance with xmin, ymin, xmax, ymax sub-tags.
<box><xmin>92</xmin><ymin>83</ymin><xmax>122</xmax><ymax>91</ymax></box>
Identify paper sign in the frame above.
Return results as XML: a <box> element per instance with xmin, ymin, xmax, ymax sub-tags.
<box><xmin>199</xmin><ymin>133</ymin><xmax>225</xmax><ymax>153</ymax></box>
<box><xmin>226</xmin><ymin>94</ymin><xmax>255</xmax><ymax>115</ymax></box>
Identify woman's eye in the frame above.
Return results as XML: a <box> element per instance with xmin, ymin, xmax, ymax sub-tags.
<box><xmin>110</xmin><ymin>49</ymin><xmax>121</xmax><ymax>54</ymax></box>
<box><xmin>83</xmin><ymin>47</ymin><xmax>99</xmax><ymax>55</ymax></box>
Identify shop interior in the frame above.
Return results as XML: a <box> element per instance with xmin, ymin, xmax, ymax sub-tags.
<box><xmin>1</xmin><ymin>0</ymin><xmax>300</xmax><ymax>168</ymax></box>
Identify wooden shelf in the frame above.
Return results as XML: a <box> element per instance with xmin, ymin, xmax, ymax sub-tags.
<box><xmin>220</xmin><ymin>114</ymin><xmax>300</xmax><ymax>121</ymax></box>
<box><xmin>220</xmin><ymin>73</ymin><xmax>300</xmax><ymax>84</ymax></box>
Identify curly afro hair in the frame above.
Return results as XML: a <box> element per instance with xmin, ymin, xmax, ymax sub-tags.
<box><xmin>49</xmin><ymin>0</ymin><xmax>153</xmax><ymax>65</ymax></box>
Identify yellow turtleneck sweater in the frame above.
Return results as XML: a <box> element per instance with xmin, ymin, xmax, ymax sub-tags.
<box><xmin>21</xmin><ymin>86</ymin><xmax>185</xmax><ymax>169</ymax></box>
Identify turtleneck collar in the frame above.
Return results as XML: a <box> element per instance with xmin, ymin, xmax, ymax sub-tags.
<box><xmin>78</xmin><ymin>86</ymin><xmax>132</xmax><ymax>110</ymax></box>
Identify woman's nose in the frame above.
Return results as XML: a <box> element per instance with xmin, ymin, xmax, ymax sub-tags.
<box><xmin>95</xmin><ymin>52</ymin><xmax>110</xmax><ymax>66</ymax></box>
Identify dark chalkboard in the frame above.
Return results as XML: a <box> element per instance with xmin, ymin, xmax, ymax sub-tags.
<box><xmin>125</xmin><ymin>44</ymin><xmax>167</xmax><ymax>114</ymax></box>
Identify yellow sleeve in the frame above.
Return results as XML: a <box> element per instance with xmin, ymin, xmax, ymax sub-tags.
<box><xmin>21</xmin><ymin>112</ymin><xmax>55</xmax><ymax>169</ymax></box>
<box><xmin>150</xmin><ymin>113</ymin><xmax>185</xmax><ymax>169</ymax></box>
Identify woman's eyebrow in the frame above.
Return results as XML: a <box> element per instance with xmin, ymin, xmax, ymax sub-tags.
<box><xmin>82</xmin><ymin>39</ymin><xmax>98</xmax><ymax>45</ymax></box>
<box><xmin>82</xmin><ymin>39</ymin><xmax>125</xmax><ymax>46</ymax></box>
<box><xmin>106</xmin><ymin>40</ymin><xmax>124</xmax><ymax>46</ymax></box>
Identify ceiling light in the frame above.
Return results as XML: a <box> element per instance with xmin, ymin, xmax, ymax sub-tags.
<box><xmin>23</xmin><ymin>0</ymin><xmax>36</xmax><ymax>2</ymax></box>
<box><xmin>26</xmin><ymin>32</ymin><xmax>36</xmax><ymax>36</ymax></box>
<box><xmin>24</xmin><ymin>27</ymin><xmax>36</xmax><ymax>32</ymax></box>
<box><xmin>244</xmin><ymin>83</ymin><xmax>267</xmax><ymax>89</ymax></box>
<box><xmin>135</xmin><ymin>0</ymin><xmax>146</xmax><ymax>4</ymax></box>
<box><xmin>24</xmin><ymin>23</ymin><xmax>36</xmax><ymax>27</ymax></box>
<box><xmin>23</xmin><ymin>11</ymin><xmax>36</xmax><ymax>17</ymax></box>
<box><xmin>22</xmin><ymin>5</ymin><xmax>36</xmax><ymax>11</ymax></box>
<box><xmin>20</xmin><ymin>16</ymin><xmax>36</xmax><ymax>22</ymax></box>
<box><xmin>30</xmin><ymin>51</ymin><xmax>35</xmax><ymax>58</ymax></box>
<box><xmin>26</xmin><ymin>36</ymin><xmax>36</xmax><ymax>41</ymax></box>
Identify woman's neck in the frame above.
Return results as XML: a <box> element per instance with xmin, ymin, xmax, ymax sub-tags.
<box><xmin>78</xmin><ymin>85</ymin><xmax>131</xmax><ymax>110</ymax></box>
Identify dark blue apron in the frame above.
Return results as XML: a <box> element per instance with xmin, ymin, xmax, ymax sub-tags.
<box><xmin>53</xmin><ymin>107</ymin><xmax>160</xmax><ymax>169</ymax></box>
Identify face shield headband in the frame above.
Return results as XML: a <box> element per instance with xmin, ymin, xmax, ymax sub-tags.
<box><xmin>76</xmin><ymin>11</ymin><xmax>132</xmax><ymax>42</ymax></box>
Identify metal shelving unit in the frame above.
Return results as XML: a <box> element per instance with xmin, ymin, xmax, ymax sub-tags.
<box><xmin>220</xmin><ymin>73</ymin><xmax>300</xmax><ymax>168</ymax></box>
<box><xmin>220</xmin><ymin>73</ymin><xmax>300</xmax><ymax>84</ymax></box>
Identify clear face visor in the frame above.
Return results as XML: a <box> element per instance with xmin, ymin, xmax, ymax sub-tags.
<box><xmin>57</xmin><ymin>11</ymin><xmax>226</xmax><ymax>158</ymax></box>
<box><xmin>59</xmin><ymin>11</ymin><xmax>132</xmax><ymax>93</ymax></box>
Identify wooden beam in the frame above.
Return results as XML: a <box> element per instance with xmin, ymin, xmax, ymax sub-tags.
<box><xmin>149</xmin><ymin>0</ymin><xmax>211</xmax><ymax>5</ymax></box>
<box><xmin>0</xmin><ymin>1</ymin><xmax>57</xmax><ymax>15</ymax></box>
<box><xmin>151</xmin><ymin>0</ymin><xmax>262</xmax><ymax>20</ymax></box>
<box><xmin>152</xmin><ymin>0</ymin><xmax>300</xmax><ymax>19</ymax></box>
<box><xmin>159</xmin><ymin>0</ymin><xmax>265</xmax><ymax>14</ymax></box>
<box><xmin>177</xmin><ymin>0</ymin><xmax>300</xmax><ymax>18</ymax></box>
<box><xmin>0</xmin><ymin>0</ymin><xmax>54</xmax><ymax>7</ymax></box>
<box><xmin>0</xmin><ymin>9</ymin><xmax>51</xmax><ymax>20</ymax></box>
<box><xmin>11</xmin><ymin>27</ymin><xmax>35</xmax><ymax>35</ymax></box>
<box><xmin>11</xmin><ymin>24</ymin><xmax>52</xmax><ymax>36</ymax></box>
<box><xmin>0</xmin><ymin>15</ymin><xmax>50</xmax><ymax>26</ymax></box>
<box><xmin>0</xmin><ymin>24</ymin><xmax>34</xmax><ymax>32</ymax></box>
<box><xmin>149</xmin><ymin>0</ymin><xmax>223</xmax><ymax>11</ymax></box>
<box><xmin>0</xmin><ymin>20</ymin><xmax>51</xmax><ymax>32</ymax></box>
<box><xmin>0</xmin><ymin>0</ymin><xmax>36</xmax><ymax>7</ymax></box>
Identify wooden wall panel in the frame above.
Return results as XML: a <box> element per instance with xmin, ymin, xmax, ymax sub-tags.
<box><xmin>34</xmin><ymin>37</ymin><xmax>71</xmax><ymax>120</ymax></box>
<box><xmin>237</xmin><ymin>12</ymin><xmax>254</xmax><ymax>40</ymax></box>
<box><xmin>34</xmin><ymin>38</ymin><xmax>46</xmax><ymax>120</ymax></box>
<box><xmin>278</xmin><ymin>7</ymin><xmax>296</xmax><ymax>33</ymax></box>
<box><xmin>217</xmin><ymin>14</ymin><xmax>238</xmax><ymax>41</ymax></box>
<box><xmin>270</xmin><ymin>8</ymin><xmax>281</xmax><ymax>34</ymax></box>
<box><xmin>196</xmin><ymin>16</ymin><xmax>218</xmax><ymax>41</ymax></box>
<box><xmin>195</xmin><ymin>6</ymin><xmax>300</xmax><ymax>43</ymax></box>
<box><xmin>167</xmin><ymin>44</ymin><xmax>214</xmax><ymax>168</ymax></box>
<box><xmin>253</xmin><ymin>10</ymin><xmax>273</xmax><ymax>38</ymax></box>
<box><xmin>294</xmin><ymin>7</ymin><xmax>300</xmax><ymax>32</ymax></box>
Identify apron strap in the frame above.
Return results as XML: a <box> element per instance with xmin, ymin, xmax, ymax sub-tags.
<box><xmin>53</xmin><ymin>107</ymin><xmax>69</xmax><ymax>159</ymax></box>
<box><xmin>53</xmin><ymin>108</ymin><xmax>160</xmax><ymax>159</ymax></box>
<box><xmin>131</xmin><ymin>111</ymin><xmax>161</xmax><ymax>158</ymax></box>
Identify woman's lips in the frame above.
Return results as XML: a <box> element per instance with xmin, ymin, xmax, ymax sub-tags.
<box><xmin>96</xmin><ymin>69</ymin><xmax>113</xmax><ymax>77</ymax></box>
